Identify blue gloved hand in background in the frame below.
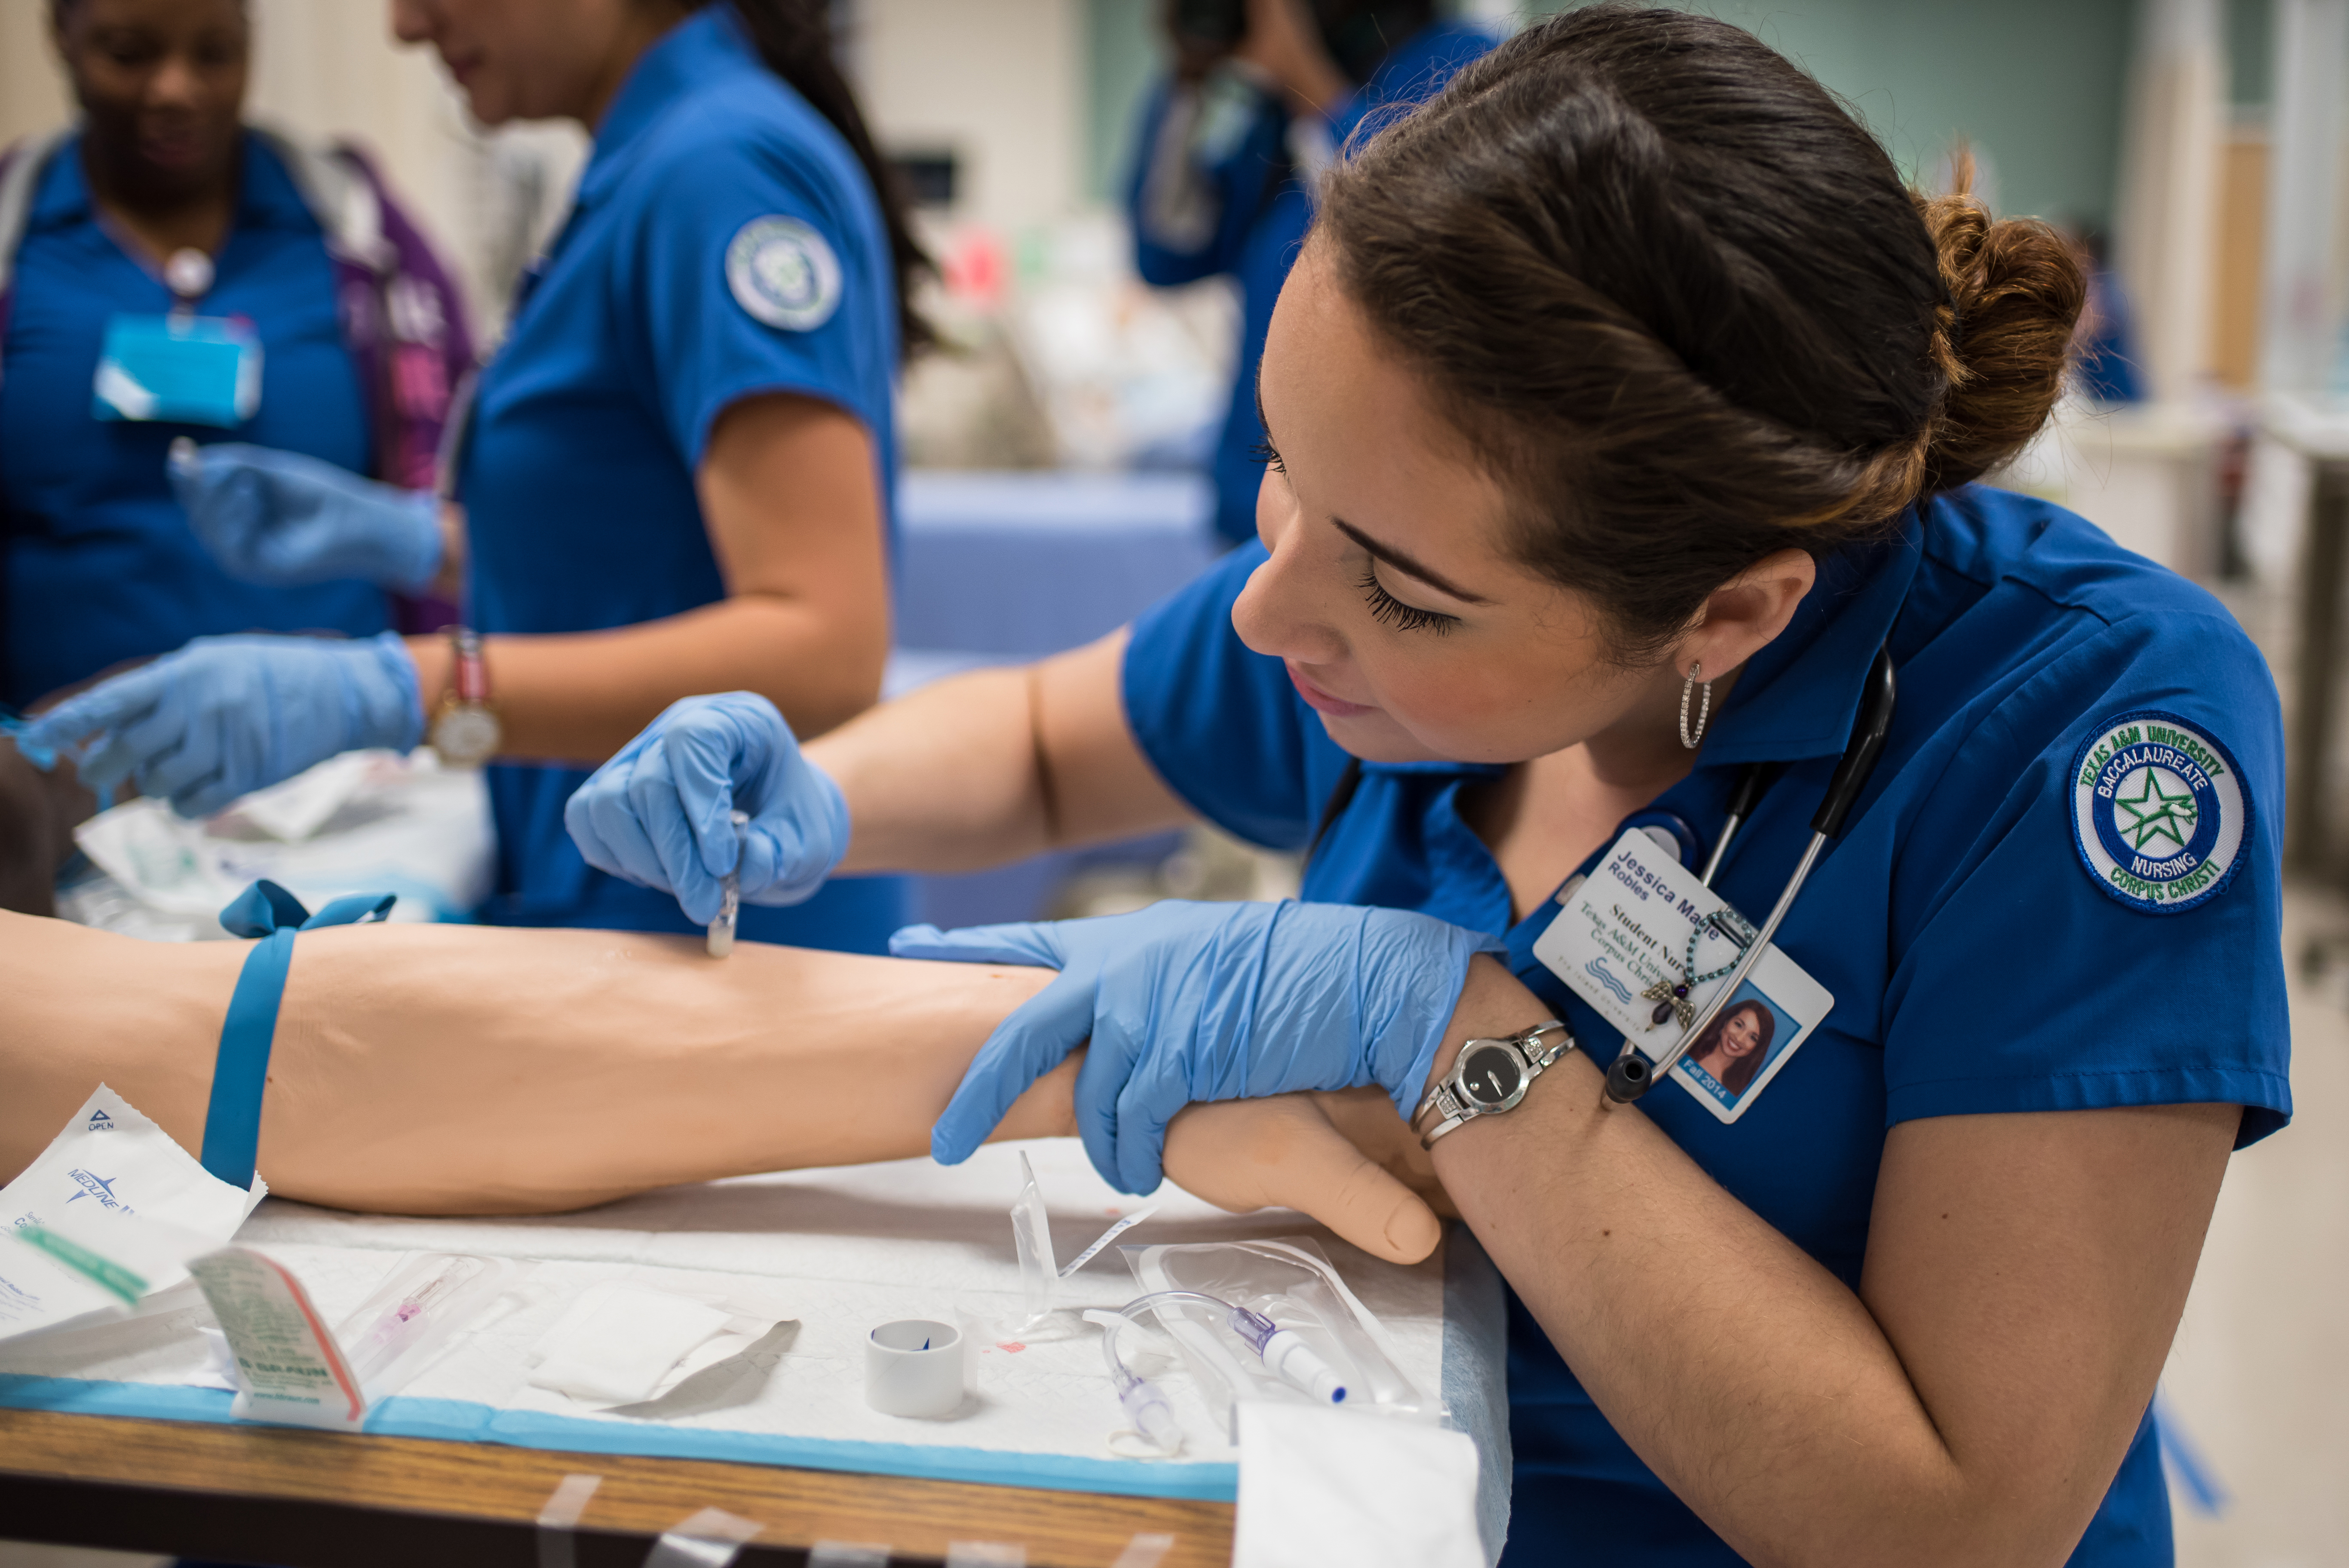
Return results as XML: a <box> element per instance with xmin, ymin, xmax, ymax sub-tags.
<box><xmin>897</xmin><ymin>900</ymin><xmax>1504</xmax><ymax>1194</ymax></box>
<box><xmin>16</xmin><ymin>633</ymin><xmax>423</xmax><ymax>819</ymax></box>
<box><xmin>564</xmin><ymin>692</ymin><xmax>849</xmax><ymax>926</ymax></box>
<box><xmin>170</xmin><ymin>439</ymin><xmax>444</xmax><ymax>592</ymax></box>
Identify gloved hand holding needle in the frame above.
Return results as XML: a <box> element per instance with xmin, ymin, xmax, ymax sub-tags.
<box><xmin>564</xmin><ymin>692</ymin><xmax>848</xmax><ymax>928</ymax></box>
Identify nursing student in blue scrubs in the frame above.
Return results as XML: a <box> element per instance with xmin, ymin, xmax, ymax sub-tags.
<box><xmin>25</xmin><ymin>0</ymin><xmax>922</xmax><ymax>949</ymax></box>
<box><xmin>1127</xmin><ymin>0</ymin><xmax>1488</xmax><ymax>545</ymax></box>
<box><xmin>570</xmin><ymin>12</ymin><xmax>2290</xmax><ymax>1564</ymax></box>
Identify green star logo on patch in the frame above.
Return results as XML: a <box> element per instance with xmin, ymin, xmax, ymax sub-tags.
<box><xmin>2114</xmin><ymin>769</ymin><xmax>2197</xmax><ymax>854</ymax></box>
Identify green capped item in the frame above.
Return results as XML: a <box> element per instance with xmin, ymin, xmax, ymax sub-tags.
<box><xmin>13</xmin><ymin>1225</ymin><xmax>150</xmax><ymax>1306</ymax></box>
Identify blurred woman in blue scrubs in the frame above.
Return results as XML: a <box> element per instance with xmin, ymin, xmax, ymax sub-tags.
<box><xmin>26</xmin><ymin>0</ymin><xmax>924</xmax><ymax>948</ymax></box>
<box><xmin>0</xmin><ymin>0</ymin><xmax>468</xmax><ymax>917</ymax></box>
<box><xmin>1127</xmin><ymin>0</ymin><xmax>1488</xmax><ymax>546</ymax></box>
<box><xmin>0</xmin><ymin>3</ymin><xmax>469</xmax><ymax>734</ymax></box>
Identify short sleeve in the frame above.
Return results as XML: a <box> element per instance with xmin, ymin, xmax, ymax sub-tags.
<box><xmin>623</xmin><ymin>116</ymin><xmax>889</xmax><ymax>467</ymax></box>
<box><xmin>1121</xmin><ymin>542</ymin><xmax>1322</xmax><ymax>849</ymax></box>
<box><xmin>1882</xmin><ymin>611</ymin><xmax>2291</xmax><ymax>1147</ymax></box>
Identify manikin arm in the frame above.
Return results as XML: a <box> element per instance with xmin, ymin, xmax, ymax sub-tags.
<box><xmin>0</xmin><ymin>912</ymin><xmax>1444</xmax><ymax>1263</ymax></box>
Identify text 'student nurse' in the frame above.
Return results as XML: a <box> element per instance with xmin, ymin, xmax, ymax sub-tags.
<box><xmin>22</xmin><ymin>0</ymin><xmax>926</xmax><ymax>949</ymax></box>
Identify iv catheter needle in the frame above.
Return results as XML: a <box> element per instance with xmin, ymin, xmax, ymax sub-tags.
<box><xmin>706</xmin><ymin>809</ymin><xmax>750</xmax><ymax>958</ymax></box>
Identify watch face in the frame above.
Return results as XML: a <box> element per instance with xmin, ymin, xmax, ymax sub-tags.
<box><xmin>1459</xmin><ymin>1043</ymin><xmax>1524</xmax><ymax>1109</ymax></box>
<box><xmin>431</xmin><ymin>705</ymin><xmax>501</xmax><ymax>766</ymax></box>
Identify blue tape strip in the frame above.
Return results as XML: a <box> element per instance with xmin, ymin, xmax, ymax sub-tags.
<box><xmin>200</xmin><ymin>879</ymin><xmax>396</xmax><ymax>1190</ymax></box>
<box><xmin>0</xmin><ymin>1378</ymin><xmax>1241</xmax><ymax>1502</ymax></box>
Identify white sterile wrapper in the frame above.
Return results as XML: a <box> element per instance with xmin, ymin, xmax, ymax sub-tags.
<box><xmin>0</xmin><ymin>1085</ymin><xmax>263</xmax><ymax>1342</ymax></box>
<box><xmin>526</xmin><ymin>1280</ymin><xmax>791</xmax><ymax>1409</ymax></box>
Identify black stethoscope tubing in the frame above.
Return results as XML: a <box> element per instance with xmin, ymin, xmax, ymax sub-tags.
<box><xmin>1602</xmin><ymin>644</ymin><xmax>1898</xmax><ymax>1105</ymax></box>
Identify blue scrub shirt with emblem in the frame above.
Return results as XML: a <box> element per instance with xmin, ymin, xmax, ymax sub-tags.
<box><xmin>460</xmin><ymin>7</ymin><xmax>902</xmax><ymax>947</ymax></box>
<box><xmin>1</xmin><ymin>135</ymin><xmax>382</xmax><ymax>710</ymax></box>
<box><xmin>1120</xmin><ymin>484</ymin><xmax>2292</xmax><ymax>1566</ymax></box>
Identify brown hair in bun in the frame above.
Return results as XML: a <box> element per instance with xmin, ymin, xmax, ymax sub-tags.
<box><xmin>1318</xmin><ymin>6</ymin><xmax>2085</xmax><ymax>661</ymax></box>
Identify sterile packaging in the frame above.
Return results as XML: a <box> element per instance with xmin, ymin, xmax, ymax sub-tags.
<box><xmin>1009</xmin><ymin>1150</ymin><xmax>1057</xmax><ymax>1329</ymax></box>
<box><xmin>189</xmin><ymin>1245</ymin><xmax>369</xmax><ymax>1431</ymax></box>
<box><xmin>332</xmin><ymin>1250</ymin><xmax>525</xmax><ymax>1403</ymax></box>
<box><xmin>525</xmin><ymin>1279</ymin><xmax>794</xmax><ymax>1410</ymax></box>
<box><xmin>62</xmin><ymin>748</ymin><xmax>492</xmax><ymax>936</ymax></box>
<box><xmin>0</xmin><ymin>1084</ymin><xmax>264</xmax><ymax>1343</ymax></box>
<box><xmin>1122</xmin><ymin>1237</ymin><xmax>1435</xmax><ymax>1442</ymax></box>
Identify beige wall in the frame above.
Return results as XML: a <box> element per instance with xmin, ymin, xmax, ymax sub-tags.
<box><xmin>857</xmin><ymin>0</ymin><xmax>1082</xmax><ymax>239</ymax></box>
<box><xmin>0</xmin><ymin>1</ymin><xmax>74</xmax><ymax>145</ymax></box>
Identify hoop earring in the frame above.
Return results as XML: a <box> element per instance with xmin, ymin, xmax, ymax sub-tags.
<box><xmin>1679</xmin><ymin>660</ymin><xmax>1712</xmax><ymax>750</ymax></box>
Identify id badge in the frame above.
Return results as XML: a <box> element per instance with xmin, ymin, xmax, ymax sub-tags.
<box><xmin>92</xmin><ymin>313</ymin><xmax>262</xmax><ymax>427</ymax></box>
<box><xmin>1532</xmin><ymin>828</ymin><xmax>1834</xmax><ymax>1123</ymax></box>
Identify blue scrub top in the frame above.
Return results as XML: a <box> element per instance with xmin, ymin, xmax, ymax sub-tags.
<box><xmin>1126</xmin><ymin>22</ymin><xmax>1491</xmax><ymax>547</ymax></box>
<box><xmin>460</xmin><ymin>7</ymin><xmax>902</xmax><ymax>947</ymax></box>
<box><xmin>1122</xmin><ymin>485</ymin><xmax>2292</xmax><ymax>1565</ymax></box>
<box><xmin>1</xmin><ymin>134</ymin><xmax>384</xmax><ymax>709</ymax></box>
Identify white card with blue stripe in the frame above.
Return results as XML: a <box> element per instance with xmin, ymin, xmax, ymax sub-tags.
<box><xmin>1532</xmin><ymin>828</ymin><xmax>1834</xmax><ymax>1124</ymax></box>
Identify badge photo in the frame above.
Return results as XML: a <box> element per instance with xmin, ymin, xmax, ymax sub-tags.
<box><xmin>1672</xmin><ymin>980</ymin><xmax>1803</xmax><ymax>1116</ymax></box>
<box><xmin>2068</xmin><ymin>710</ymin><xmax>2249</xmax><ymax>914</ymax></box>
<box><xmin>726</xmin><ymin>216</ymin><xmax>843</xmax><ymax>332</ymax></box>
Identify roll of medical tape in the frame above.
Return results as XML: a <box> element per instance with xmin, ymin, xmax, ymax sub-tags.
<box><xmin>865</xmin><ymin>1318</ymin><xmax>965</xmax><ymax>1418</ymax></box>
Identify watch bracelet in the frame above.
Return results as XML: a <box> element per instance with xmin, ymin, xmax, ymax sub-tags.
<box><xmin>1412</xmin><ymin>1018</ymin><xmax>1573</xmax><ymax>1144</ymax></box>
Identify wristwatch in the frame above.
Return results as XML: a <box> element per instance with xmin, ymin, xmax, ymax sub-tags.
<box><xmin>1412</xmin><ymin>1020</ymin><xmax>1575</xmax><ymax>1149</ymax></box>
<box><xmin>427</xmin><ymin>626</ymin><xmax>502</xmax><ymax>766</ymax></box>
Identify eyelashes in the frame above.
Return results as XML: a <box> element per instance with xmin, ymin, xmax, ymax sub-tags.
<box><xmin>1260</xmin><ymin>436</ymin><xmax>1454</xmax><ymax>635</ymax></box>
<box><xmin>1356</xmin><ymin>567</ymin><xmax>1458</xmax><ymax>635</ymax></box>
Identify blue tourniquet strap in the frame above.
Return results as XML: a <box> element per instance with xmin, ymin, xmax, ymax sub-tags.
<box><xmin>201</xmin><ymin>879</ymin><xmax>397</xmax><ymax>1189</ymax></box>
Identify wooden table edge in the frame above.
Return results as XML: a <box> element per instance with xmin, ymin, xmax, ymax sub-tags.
<box><xmin>0</xmin><ymin>1408</ymin><xmax>1232</xmax><ymax>1567</ymax></box>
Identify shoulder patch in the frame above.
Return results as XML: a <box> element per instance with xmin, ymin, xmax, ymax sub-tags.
<box><xmin>2068</xmin><ymin>710</ymin><xmax>2250</xmax><ymax>913</ymax></box>
<box><xmin>725</xmin><ymin>216</ymin><xmax>841</xmax><ymax>332</ymax></box>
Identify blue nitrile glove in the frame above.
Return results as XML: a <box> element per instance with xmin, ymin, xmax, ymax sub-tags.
<box><xmin>898</xmin><ymin>900</ymin><xmax>1504</xmax><ymax>1195</ymax></box>
<box><xmin>564</xmin><ymin>692</ymin><xmax>849</xmax><ymax>926</ymax></box>
<box><xmin>15</xmin><ymin>633</ymin><xmax>423</xmax><ymax>819</ymax></box>
<box><xmin>169</xmin><ymin>439</ymin><xmax>443</xmax><ymax>591</ymax></box>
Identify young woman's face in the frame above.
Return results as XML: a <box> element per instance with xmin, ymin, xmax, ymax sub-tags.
<box><xmin>1237</xmin><ymin>245</ymin><xmax>1794</xmax><ymax>765</ymax></box>
<box><xmin>390</xmin><ymin>0</ymin><xmax>672</xmax><ymax>125</ymax></box>
<box><xmin>55</xmin><ymin>0</ymin><xmax>249</xmax><ymax>197</ymax></box>
<box><xmin>1716</xmin><ymin>1007</ymin><xmax>1764</xmax><ymax>1060</ymax></box>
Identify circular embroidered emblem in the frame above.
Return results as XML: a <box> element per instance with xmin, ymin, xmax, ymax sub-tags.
<box><xmin>2068</xmin><ymin>709</ymin><xmax>2249</xmax><ymax>913</ymax></box>
<box><xmin>725</xmin><ymin>216</ymin><xmax>841</xmax><ymax>332</ymax></box>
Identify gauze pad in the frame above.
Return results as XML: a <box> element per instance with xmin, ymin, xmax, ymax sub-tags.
<box><xmin>526</xmin><ymin>1286</ymin><xmax>761</xmax><ymax>1408</ymax></box>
